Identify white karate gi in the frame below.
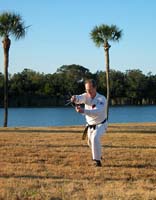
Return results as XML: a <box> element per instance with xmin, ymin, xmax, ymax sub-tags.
<box><xmin>75</xmin><ymin>92</ymin><xmax>108</xmax><ymax>161</ymax></box>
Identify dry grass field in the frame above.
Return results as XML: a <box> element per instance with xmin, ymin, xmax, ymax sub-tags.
<box><xmin>1</xmin><ymin>123</ymin><xmax>156</xmax><ymax>200</ymax></box>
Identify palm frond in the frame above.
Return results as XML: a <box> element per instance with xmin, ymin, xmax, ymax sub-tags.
<box><xmin>90</xmin><ymin>24</ymin><xmax>123</xmax><ymax>47</ymax></box>
<box><xmin>0</xmin><ymin>11</ymin><xmax>28</xmax><ymax>40</ymax></box>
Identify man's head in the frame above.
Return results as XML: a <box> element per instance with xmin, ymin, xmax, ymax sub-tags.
<box><xmin>85</xmin><ymin>79</ymin><xmax>97</xmax><ymax>98</ymax></box>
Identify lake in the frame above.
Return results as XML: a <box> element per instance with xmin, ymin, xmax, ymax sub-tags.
<box><xmin>0</xmin><ymin>105</ymin><xmax>156</xmax><ymax>127</ymax></box>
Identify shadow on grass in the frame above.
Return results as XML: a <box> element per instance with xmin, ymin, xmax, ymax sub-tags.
<box><xmin>0</xmin><ymin>144</ymin><xmax>89</xmax><ymax>148</ymax></box>
<box><xmin>0</xmin><ymin>129</ymin><xmax>82</xmax><ymax>133</ymax></box>
<box><xmin>103</xmin><ymin>145</ymin><xmax>156</xmax><ymax>149</ymax></box>
<box><xmin>0</xmin><ymin>127</ymin><xmax>156</xmax><ymax>134</ymax></box>
<box><xmin>103</xmin><ymin>164</ymin><xmax>156</xmax><ymax>168</ymax></box>
<box><xmin>1</xmin><ymin>174</ymin><xmax>156</xmax><ymax>183</ymax></box>
<box><xmin>109</xmin><ymin>130</ymin><xmax>156</xmax><ymax>134</ymax></box>
<box><xmin>0</xmin><ymin>174</ymin><xmax>64</xmax><ymax>180</ymax></box>
<box><xmin>1</xmin><ymin>143</ymin><xmax>156</xmax><ymax>149</ymax></box>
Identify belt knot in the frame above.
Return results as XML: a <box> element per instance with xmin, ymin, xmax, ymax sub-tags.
<box><xmin>82</xmin><ymin>118</ymin><xmax>107</xmax><ymax>140</ymax></box>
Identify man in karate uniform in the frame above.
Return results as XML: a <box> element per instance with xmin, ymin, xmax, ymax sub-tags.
<box><xmin>71</xmin><ymin>79</ymin><xmax>108</xmax><ymax>167</ymax></box>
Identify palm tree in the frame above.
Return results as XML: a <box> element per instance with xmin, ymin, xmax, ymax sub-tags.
<box><xmin>0</xmin><ymin>12</ymin><xmax>27</xmax><ymax>127</ymax></box>
<box><xmin>90</xmin><ymin>24</ymin><xmax>122</xmax><ymax>120</ymax></box>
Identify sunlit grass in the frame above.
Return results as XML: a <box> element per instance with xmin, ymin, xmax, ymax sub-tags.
<box><xmin>0</xmin><ymin>123</ymin><xmax>156</xmax><ymax>199</ymax></box>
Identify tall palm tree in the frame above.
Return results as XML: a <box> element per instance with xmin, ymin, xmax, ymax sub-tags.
<box><xmin>0</xmin><ymin>12</ymin><xmax>27</xmax><ymax>127</ymax></box>
<box><xmin>90</xmin><ymin>24</ymin><xmax>122</xmax><ymax>120</ymax></box>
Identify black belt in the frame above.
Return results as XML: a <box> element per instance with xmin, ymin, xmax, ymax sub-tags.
<box><xmin>82</xmin><ymin>118</ymin><xmax>107</xmax><ymax>140</ymax></box>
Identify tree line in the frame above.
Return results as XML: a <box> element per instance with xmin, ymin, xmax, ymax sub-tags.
<box><xmin>0</xmin><ymin>64</ymin><xmax>156</xmax><ymax>107</ymax></box>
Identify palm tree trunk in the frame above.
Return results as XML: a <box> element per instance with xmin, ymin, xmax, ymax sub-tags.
<box><xmin>2</xmin><ymin>36</ymin><xmax>11</xmax><ymax>127</ymax></box>
<box><xmin>4</xmin><ymin>59</ymin><xmax>8</xmax><ymax>127</ymax></box>
<box><xmin>104</xmin><ymin>41</ymin><xmax>110</xmax><ymax>120</ymax></box>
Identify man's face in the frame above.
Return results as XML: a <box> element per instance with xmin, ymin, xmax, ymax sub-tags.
<box><xmin>85</xmin><ymin>82</ymin><xmax>96</xmax><ymax>98</ymax></box>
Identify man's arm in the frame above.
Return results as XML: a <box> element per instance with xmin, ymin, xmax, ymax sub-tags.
<box><xmin>71</xmin><ymin>94</ymin><xmax>86</xmax><ymax>104</ymax></box>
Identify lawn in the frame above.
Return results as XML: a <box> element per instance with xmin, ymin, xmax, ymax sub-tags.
<box><xmin>0</xmin><ymin>123</ymin><xmax>156</xmax><ymax>200</ymax></box>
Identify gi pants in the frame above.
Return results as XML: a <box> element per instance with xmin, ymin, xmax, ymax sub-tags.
<box><xmin>87</xmin><ymin>122</ymin><xmax>108</xmax><ymax>161</ymax></box>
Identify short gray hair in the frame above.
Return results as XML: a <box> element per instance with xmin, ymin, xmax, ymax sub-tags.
<box><xmin>85</xmin><ymin>79</ymin><xmax>97</xmax><ymax>88</ymax></box>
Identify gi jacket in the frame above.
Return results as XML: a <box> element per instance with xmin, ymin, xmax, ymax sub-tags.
<box><xmin>75</xmin><ymin>92</ymin><xmax>107</xmax><ymax>125</ymax></box>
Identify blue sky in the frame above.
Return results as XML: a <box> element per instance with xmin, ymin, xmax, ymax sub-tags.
<box><xmin>0</xmin><ymin>0</ymin><xmax>156</xmax><ymax>75</ymax></box>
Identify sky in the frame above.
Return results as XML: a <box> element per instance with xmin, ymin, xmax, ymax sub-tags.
<box><xmin>0</xmin><ymin>0</ymin><xmax>156</xmax><ymax>75</ymax></box>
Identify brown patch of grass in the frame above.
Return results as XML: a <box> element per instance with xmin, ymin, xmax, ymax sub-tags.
<box><xmin>0</xmin><ymin>123</ymin><xmax>156</xmax><ymax>199</ymax></box>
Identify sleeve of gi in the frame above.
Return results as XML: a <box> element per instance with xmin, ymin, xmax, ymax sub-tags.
<box><xmin>74</xmin><ymin>93</ymin><xmax>86</xmax><ymax>104</ymax></box>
